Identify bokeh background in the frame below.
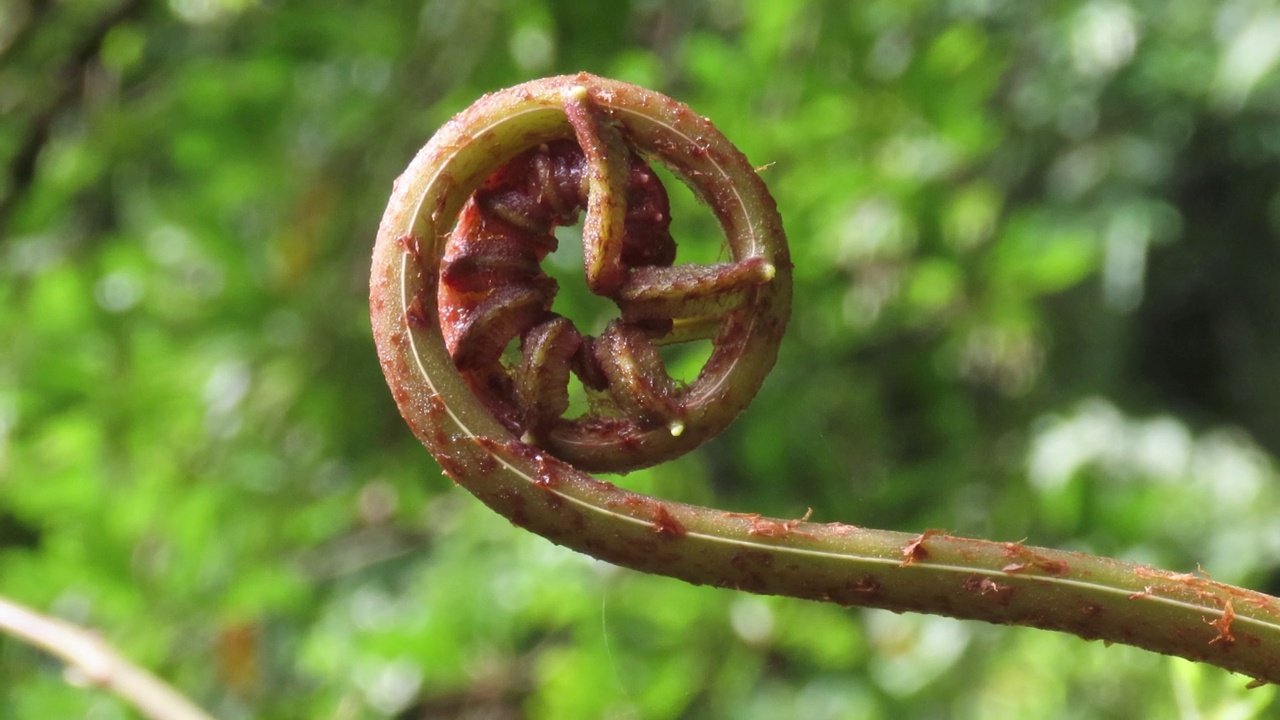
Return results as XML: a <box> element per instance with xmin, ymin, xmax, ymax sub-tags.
<box><xmin>5</xmin><ymin>0</ymin><xmax>1280</xmax><ymax>717</ymax></box>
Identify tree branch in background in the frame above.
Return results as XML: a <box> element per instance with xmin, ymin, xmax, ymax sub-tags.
<box><xmin>0</xmin><ymin>595</ymin><xmax>214</xmax><ymax>720</ymax></box>
<box><xmin>0</xmin><ymin>0</ymin><xmax>149</xmax><ymax>235</ymax></box>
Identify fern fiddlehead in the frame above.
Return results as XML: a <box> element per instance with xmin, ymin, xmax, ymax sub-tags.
<box><xmin>371</xmin><ymin>73</ymin><xmax>1280</xmax><ymax>685</ymax></box>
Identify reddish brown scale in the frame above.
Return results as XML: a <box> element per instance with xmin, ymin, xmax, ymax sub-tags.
<box><xmin>727</xmin><ymin>509</ymin><xmax>814</xmax><ymax>539</ymax></box>
<box><xmin>420</xmin><ymin>395</ymin><xmax>453</xmax><ymax>451</ymax></box>
<box><xmin>965</xmin><ymin>576</ymin><xmax>1015</xmax><ymax>606</ymax></box>
<box><xmin>624</xmin><ymin>495</ymin><xmax>687</xmax><ymax>537</ymax></box>
<box><xmin>532</xmin><ymin>452</ymin><xmax>558</xmax><ymax>488</ymax></box>
<box><xmin>1129</xmin><ymin>586</ymin><xmax>1155</xmax><ymax>601</ymax></box>
<box><xmin>397</xmin><ymin>234</ymin><xmax>422</xmax><ymax>262</ymax></box>
<box><xmin>1001</xmin><ymin>543</ymin><xmax>1071</xmax><ymax>576</ymax></box>
<box><xmin>650</xmin><ymin>504</ymin><xmax>687</xmax><ymax>537</ymax></box>
<box><xmin>474</xmin><ymin>435</ymin><xmax>620</xmax><ymax>493</ymax></box>
<box><xmin>405</xmin><ymin>295</ymin><xmax>431</xmax><ymax>329</ymax></box>
<box><xmin>433</xmin><ymin>449</ymin><xmax>468</xmax><ymax>481</ymax></box>
<box><xmin>900</xmin><ymin>529</ymin><xmax>944</xmax><ymax>567</ymax></box>
<box><xmin>1208</xmin><ymin>602</ymin><xmax>1237</xmax><ymax>645</ymax></box>
<box><xmin>430</xmin><ymin>184</ymin><xmax>452</xmax><ymax>226</ymax></box>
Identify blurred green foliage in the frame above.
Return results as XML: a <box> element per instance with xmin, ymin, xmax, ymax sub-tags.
<box><xmin>4</xmin><ymin>0</ymin><xmax>1280</xmax><ymax>717</ymax></box>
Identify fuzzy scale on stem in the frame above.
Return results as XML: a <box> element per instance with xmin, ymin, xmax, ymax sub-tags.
<box><xmin>370</xmin><ymin>73</ymin><xmax>1280</xmax><ymax>685</ymax></box>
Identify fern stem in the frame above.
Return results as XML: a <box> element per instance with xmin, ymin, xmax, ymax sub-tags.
<box><xmin>369</xmin><ymin>73</ymin><xmax>1280</xmax><ymax>685</ymax></box>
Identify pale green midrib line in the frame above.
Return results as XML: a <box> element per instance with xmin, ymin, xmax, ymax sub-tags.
<box><xmin>485</xmin><ymin>449</ymin><xmax>1275</xmax><ymax>639</ymax></box>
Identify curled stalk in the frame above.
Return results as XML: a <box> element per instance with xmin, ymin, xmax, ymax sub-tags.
<box><xmin>370</xmin><ymin>73</ymin><xmax>1280</xmax><ymax>684</ymax></box>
